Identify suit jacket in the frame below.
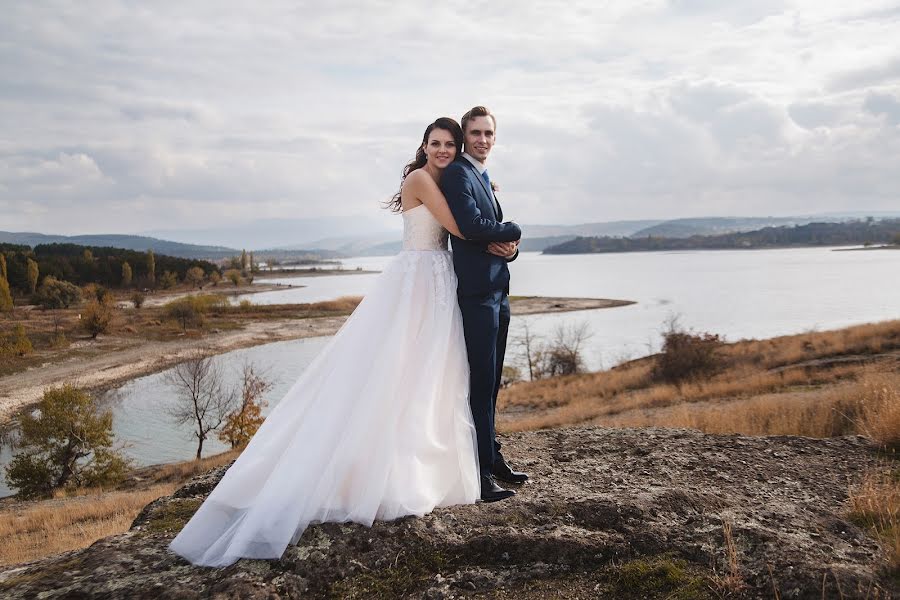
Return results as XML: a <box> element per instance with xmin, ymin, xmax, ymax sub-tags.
<box><xmin>440</xmin><ymin>158</ymin><xmax>521</xmax><ymax>295</ymax></box>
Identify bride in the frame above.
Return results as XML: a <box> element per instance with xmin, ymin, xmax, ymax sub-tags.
<box><xmin>168</xmin><ymin>117</ymin><xmax>521</xmax><ymax>567</ymax></box>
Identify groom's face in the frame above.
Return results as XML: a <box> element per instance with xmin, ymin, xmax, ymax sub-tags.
<box><xmin>463</xmin><ymin>116</ymin><xmax>495</xmax><ymax>163</ymax></box>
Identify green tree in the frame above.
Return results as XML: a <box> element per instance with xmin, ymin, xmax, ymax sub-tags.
<box><xmin>121</xmin><ymin>261</ymin><xmax>133</xmax><ymax>287</ymax></box>
<box><xmin>26</xmin><ymin>258</ymin><xmax>39</xmax><ymax>294</ymax></box>
<box><xmin>147</xmin><ymin>249</ymin><xmax>156</xmax><ymax>286</ymax></box>
<box><xmin>33</xmin><ymin>276</ymin><xmax>82</xmax><ymax>309</ymax></box>
<box><xmin>4</xmin><ymin>385</ymin><xmax>129</xmax><ymax>499</ymax></box>
<box><xmin>218</xmin><ymin>363</ymin><xmax>271</xmax><ymax>448</ymax></box>
<box><xmin>0</xmin><ymin>276</ymin><xmax>12</xmax><ymax>312</ymax></box>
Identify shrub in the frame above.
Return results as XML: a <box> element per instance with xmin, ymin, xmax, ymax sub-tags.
<box><xmin>131</xmin><ymin>291</ymin><xmax>146</xmax><ymax>309</ymax></box>
<box><xmin>33</xmin><ymin>276</ymin><xmax>82</xmax><ymax>309</ymax></box>
<box><xmin>225</xmin><ymin>269</ymin><xmax>242</xmax><ymax>287</ymax></box>
<box><xmin>517</xmin><ymin>322</ymin><xmax>591</xmax><ymax>380</ymax></box>
<box><xmin>81</xmin><ymin>298</ymin><xmax>115</xmax><ymax>339</ymax></box>
<box><xmin>653</xmin><ymin>326</ymin><xmax>724</xmax><ymax>384</ymax></box>
<box><xmin>4</xmin><ymin>384</ymin><xmax>130</xmax><ymax>499</ymax></box>
<box><xmin>501</xmin><ymin>365</ymin><xmax>522</xmax><ymax>388</ymax></box>
<box><xmin>163</xmin><ymin>295</ymin><xmax>224</xmax><ymax>331</ymax></box>
<box><xmin>165</xmin><ymin>297</ymin><xmax>203</xmax><ymax>331</ymax></box>
<box><xmin>1</xmin><ymin>324</ymin><xmax>33</xmax><ymax>357</ymax></box>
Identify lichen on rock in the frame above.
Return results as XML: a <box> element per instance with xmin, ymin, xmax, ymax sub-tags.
<box><xmin>0</xmin><ymin>427</ymin><xmax>895</xmax><ymax>599</ymax></box>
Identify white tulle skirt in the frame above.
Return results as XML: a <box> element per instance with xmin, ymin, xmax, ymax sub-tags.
<box><xmin>168</xmin><ymin>250</ymin><xmax>480</xmax><ymax>567</ymax></box>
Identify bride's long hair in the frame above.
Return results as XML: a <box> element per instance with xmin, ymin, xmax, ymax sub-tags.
<box><xmin>385</xmin><ymin>117</ymin><xmax>464</xmax><ymax>213</ymax></box>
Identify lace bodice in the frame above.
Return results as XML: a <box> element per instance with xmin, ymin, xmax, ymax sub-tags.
<box><xmin>402</xmin><ymin>204</ymin><xmax>449</xmax><ymax>251</ymax></box>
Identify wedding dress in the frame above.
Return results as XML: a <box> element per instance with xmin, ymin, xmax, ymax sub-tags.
<box><xmin>168</xmin><ymin>204</ymin><xmax>480</xmax><ymax>567</ymax></box>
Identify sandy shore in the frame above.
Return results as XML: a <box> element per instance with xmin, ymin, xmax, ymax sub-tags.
<box><xmin>0</xmin><ymin>296</ymin><xmax>632</xmax><ymax>424</ymax></box>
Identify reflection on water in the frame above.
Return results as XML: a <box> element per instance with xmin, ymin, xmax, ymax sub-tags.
<box><xmin>2</xmin><ymin>247</ymin><xmax>897</xmax><ymax>497</ymax></box>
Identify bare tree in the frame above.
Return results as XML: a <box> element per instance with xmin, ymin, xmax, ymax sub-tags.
<box><xmin>164</xmin><ymin>352</ymin><xmax>237</xmax><ymax>459</ymax></box>
<box><xmin>543</xmin><ymin>321</ymin><xmax>592</xmax><ymax>377</ymax></box>
<box><xmin>514</xmin><ymin>321</ymin><xmax>540</xmax><ymax>381</ymax></box>
<box><xmin>513</xmin><ymin>320</ymin><xmax>593</xmax><ymax>380</ymax></box>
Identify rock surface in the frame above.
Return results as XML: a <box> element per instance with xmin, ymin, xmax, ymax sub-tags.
<box><xmin>0</xmin><ymin>427</ymin><xmax>895</xmax><ymax>599</ymax></box>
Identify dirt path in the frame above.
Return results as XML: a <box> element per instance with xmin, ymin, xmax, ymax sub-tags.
<box><xmin>0</xmin><ymin>297</ymin><xmax>631</xmax><ymax>423</ymax></box>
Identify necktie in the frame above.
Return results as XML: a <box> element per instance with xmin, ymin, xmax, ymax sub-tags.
<box><xmin>481</xmin><ymin>170</ymin><xmax>500</xmax><ymax>216</ymax></box>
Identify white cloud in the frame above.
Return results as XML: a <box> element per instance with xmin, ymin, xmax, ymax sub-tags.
<box><xmin>0</xmin><ymin>0</ymin><xmax>898</xmax><ymax>234</ymax></box>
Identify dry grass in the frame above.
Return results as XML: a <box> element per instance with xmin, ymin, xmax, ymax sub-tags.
<box><xmin>598</xmin><ymin>370</ymin><xmax>900</xmax><ymax>440</ymax></box>
<box><xmin>499</xmin><ymin>319</ymin><xmax>900</xmax><ymax>439</ymax></box>
<box><xmin>0</xmin><ymin>296</ymin><xmax>364</xmax><ymax>376</ymax></box>
<box><xmin>848</xmin><ymin>469</ymin><xmax>900</xmax><ymax>575</ymax></box>
<box><xmin>0</xmin><ymin>484</ymin><xmax>175</xmax><ymax>565</ymax></box>
<box><xmin>0</xmin><ymin>449</ymin><xmax>240</xmax><ymax>566</ymax></box>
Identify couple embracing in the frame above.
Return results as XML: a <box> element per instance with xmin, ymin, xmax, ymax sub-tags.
<box><xmin>170</xmin><ymin>106</ymin><xmax>528</xmax><ymax>568</ymax></box>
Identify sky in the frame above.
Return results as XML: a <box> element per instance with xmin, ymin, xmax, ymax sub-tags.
<box><xmin>1</xmin><ymin>0</ymin><xmax>899</xmax><ymax>236</ymax></box>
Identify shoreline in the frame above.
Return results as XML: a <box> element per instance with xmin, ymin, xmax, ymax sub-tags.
<box><xmin>0</xmin><ymin>296</ymin><xmax>632</xmax><ymax>425</ymax></box>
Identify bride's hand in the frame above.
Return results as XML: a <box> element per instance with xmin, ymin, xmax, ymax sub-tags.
<box><xmin>487</xmin><ymin>241</ymin><xmax>518</xmax><ymax>258</ymax></box>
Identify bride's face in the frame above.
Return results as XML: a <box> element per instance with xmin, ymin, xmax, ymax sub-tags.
<box><xmin>423</xmin><ymin>128</ymin><xmax>457</xmax><ymax>169</ymax></box>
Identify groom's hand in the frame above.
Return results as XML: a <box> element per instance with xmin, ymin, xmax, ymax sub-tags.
<box><xmin>487</xmin><ymin>240</ymin><xmax>518</xmax><ymax>258</ymax></box>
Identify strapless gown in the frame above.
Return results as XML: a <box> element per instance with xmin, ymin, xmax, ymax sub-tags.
<box><xmin>168</xmin><ymin>204</ymin><xmax>479</xmax><ymax>567</ymax></box>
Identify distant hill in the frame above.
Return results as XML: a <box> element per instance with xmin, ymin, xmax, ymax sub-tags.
<box><xmin>630</xmin><ymin>217</ymin><xmax>829</xmax><ymax>238</ymax></box>
<box><xmin>544</xmin><ymin>219</ymin><xmax>900</xmax><ymax>254</ymax></box>
<box><xmin>0</xmin><ymin>232</ymin><xmax>239</xmax><ymax>260</ymax></box>
<box><xmin>522</xmin><ymin>220</ymin><xmax>664</xmax><ymax>238</ymax></box>
<box><xmin>143</xmin><ymin>217</ymin><xmax>400</xmax><ymax>251</ymax></box>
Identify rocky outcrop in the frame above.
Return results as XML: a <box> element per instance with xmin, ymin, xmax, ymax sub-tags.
<box><xmin>0</xmin><ymin>427</ymin><xmax>894</xmax><ymax>599</ymax></box>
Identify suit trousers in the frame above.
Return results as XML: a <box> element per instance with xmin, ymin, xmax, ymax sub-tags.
<box><xmin>457</xmin><ymin>289</ymin><xmax>510</xmax><ymax>478</ymax></box>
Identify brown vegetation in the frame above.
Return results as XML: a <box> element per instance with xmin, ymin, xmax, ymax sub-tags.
<box><xmin>0</xmin><ymin>449</ymin><xmax>239</xmax><ymax>566</ymax></box>
<box><xmin>0</xmin><ymin>294</ymin><xmax>364</xmax><ymax>378</ymax></box>
<box><xmin>848</xmin><ymin>468</ymin><xmax>900</xmax><ymax>575</ymax></box>
<box><xmin>499</xmin><ymin>319</ymin><xmax>900</xmax><ymax>440</ymax></box>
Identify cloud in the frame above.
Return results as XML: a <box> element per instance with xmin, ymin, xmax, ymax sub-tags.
<box><xmin>863</xmin><ymin>90</ymin><xmax>900</xmax><ymax>124</ymax></box>
<box><xmin>0</xmin><ymin>0</ymin><xmax>899</xmax><ymax>234</ymax></box>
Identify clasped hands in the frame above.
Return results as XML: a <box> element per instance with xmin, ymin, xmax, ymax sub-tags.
<box><xmin>487</xmin><ymin>240</ymin><xmax>519</xmax><ymax>258</ymax></box>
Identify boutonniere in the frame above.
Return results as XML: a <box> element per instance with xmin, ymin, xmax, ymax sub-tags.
<box><xmin>490</xmin><ymin>181</ymin><xmax>499</xmax><ymax>192</ymax></box>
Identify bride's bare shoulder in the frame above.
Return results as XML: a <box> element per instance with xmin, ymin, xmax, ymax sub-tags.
<box><xmin>402</xmin><ymin>169</ymin><xmax>438</xmax><ymax>194</ymax></box>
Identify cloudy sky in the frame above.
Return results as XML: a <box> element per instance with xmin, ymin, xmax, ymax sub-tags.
<box><xmin>2</xmin><ymin>1</ymin><xmax>899</xmax><ymax>236</ymax></box>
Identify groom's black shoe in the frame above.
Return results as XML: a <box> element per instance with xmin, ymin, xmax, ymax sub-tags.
<box><xmin>492</xmin><ymin>455</ymin><xmax>529</xmax><ymax>485</ymax></box>
<box><xmin>480</xmin><ymin>475</ymin><xmax>515</xmax><ymax>503</ymax></box>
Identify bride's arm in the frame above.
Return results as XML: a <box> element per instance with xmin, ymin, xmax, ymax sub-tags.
<box><xmin>403</xmin><ymin>171</ymin><xmax>466</xmax><ymax>239</ymax></box>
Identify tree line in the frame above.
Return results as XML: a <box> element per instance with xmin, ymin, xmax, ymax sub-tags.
<box><xmin>543</xmin><ymin>218</ymin><xmax>900</xmax><ymax>254</ymax></box>
<box><xmin>0</xmin><ymin>242</ymin><xmax>219</xmax><ymax>295</ymax></box>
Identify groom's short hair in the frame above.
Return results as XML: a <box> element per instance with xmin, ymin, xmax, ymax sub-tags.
<box><xmin>461</xmin><ymin>106</ymin><xmax>496</xmax><ymax>132</ymax></box>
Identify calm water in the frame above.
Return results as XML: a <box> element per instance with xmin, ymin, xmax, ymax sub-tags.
<box><xmin>1</xmin><ymin>247</ymin><xmax>897</xmax><ymax>496</ymax></box>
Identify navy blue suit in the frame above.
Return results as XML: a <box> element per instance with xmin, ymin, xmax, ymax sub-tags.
<box><xmin>440</xmin><ymin>158</ymin><xmax>520</xmax><ymax>478</ymax></box>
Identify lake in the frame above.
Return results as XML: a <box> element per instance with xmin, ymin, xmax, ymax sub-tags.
<box><xmin>1</xmin><ymin>247</ymin><xmax>897</xmax><ymax>497</ymax></box>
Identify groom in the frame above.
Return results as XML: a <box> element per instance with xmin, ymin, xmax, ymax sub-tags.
<box><xmin>441</xmin><ymin>106</ymin><xmax>529</xmax><ymax>502</ymax></box>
